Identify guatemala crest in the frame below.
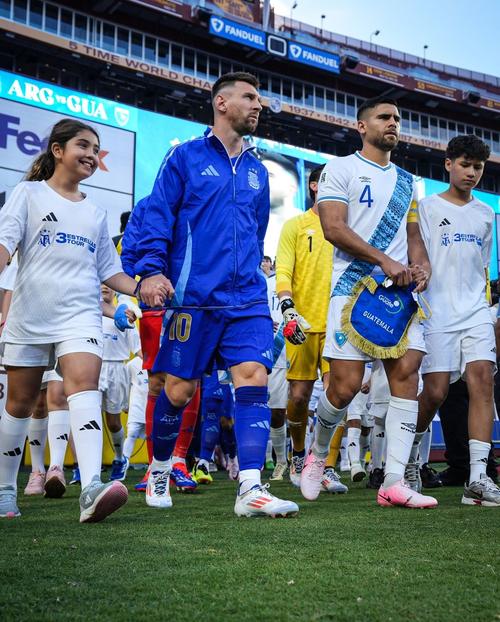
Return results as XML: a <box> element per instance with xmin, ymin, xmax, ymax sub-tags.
<box><xmin>340</xmin><ymin>275</ymin><xmax>430</xmax><ymax>359</ymax></box>
<box><xmin>335</xmin><ymin>331</ymin><xmax>347</xmax><ymax>347</ymax></box>
<box><xmin>248</xmin><ymin>168</ymin><xmax>260</xmax><ymax>190</ymax></box>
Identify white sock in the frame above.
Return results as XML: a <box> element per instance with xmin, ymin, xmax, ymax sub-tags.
<box><xmin>347</xmin><ymin>427</ymin><xmax>361</xmax><ymax>466</ymax></box>
<box><xmin>313</xmin><ymin>392</ymin><xmax>347</xmax><ymax>458</ymax></box>
<box><xmin>67</xmin><ymin>391</ymin><xmax>103</xmax><ymax>489</ymax></box>
<box><xmin>265</xmin><ymin>438</ymin><xmax>273</xmax><ymax>462</ymax></box>
<box><xmin>384</xmin><ymin>397</ymin><xmax>418</xmax><ymax>487</ymax></box>
<box><xmin>151</xmin><ymin>457</ymin><xmax>171</xmax><ymax>471</ymax></box>
<box><xmin>238</xmin><ymin>468</ymin><xmax>261</xmax><ymax>495</ymax></box>
<box><xmin>408</xmin><ymin>431</ymin><xmax>425</xmax><ymax>463</ymax></box>
<box><xmin>469</xmin><ymin>439</ymin><xmax>490</xmax><ymax>483</ymax></box>
<box><xmin>47</xmin><ymin>410</ymin><xmax>70</xmax><ymax>469</ymax></box>
<box><xmin>371</xmin><ymin>421</ymin><xmax>385</xmax><ymax>469</ymax></box>
<box><xmin>360</xmin><ymin>431</ymin><xmax>371</xmax><ymax>465</ymax></box>
<box><xmin>270</xmin><ymin>424</ymin><xmax>287</xmax><ymax>464</ymax></box>
<box><xmin>111</xmin><ymin>428</ymin><xmax>125</xmax><ymax>460</ymax></box>
<box><xmin>0</xmin><ymin>411</ymin><xmax>30</xmax><ymax>490</ymax></box>
<box><xmin>420</xmin><ymin>427</ymin><xmax>432</xmax><ymax>464</ymax></box>
<box><xmin>124</xmin><ymin>422</ymin><xmax>145</xmax><ymax>459</ymax></box>
<box><xmin>28</xmin><ymin>417</ymin><xmax>48</xmax><ymax>473</ymax></box>
<box><xmin>340</xmin><ymin>442</ymin><xmax>348</xmax><ymax>465</ymax></box>
<box><xmin>198</xmin><ymin>458</ymin><xmax>210</xmax><ymax>469</ymax></box>
<box><xmin>171</xmin><ymin>455</ymin><xmax>185</xmax><ymax>465</ymax></box>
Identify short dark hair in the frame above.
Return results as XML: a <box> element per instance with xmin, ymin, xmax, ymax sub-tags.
<box><xmin>308</xmin><ymin>164</ymin><xmax>325</xmax><ymax>201</ymax></box>
<box><xmin>262</xmin><ymin>255</ymin><xmax>272</xmax><ymax>263</ymax></box>
<box><xmin>356</xmin><ymin>96</ymin><xmax>399</xmax><ymax>121</ymax></box>
<box><xmin>445</xmin><ymin>134</ymin><xmax>490</xmax><ymax>162</ymax></box>
<box><xmin>212</xmin><ymin>72</ymin><xmax>260</xmax><ymax>99</ymax></box>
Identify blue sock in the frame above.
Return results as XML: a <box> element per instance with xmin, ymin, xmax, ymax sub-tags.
<box><xmin>220</xmin><ymin>424</ymin><xmax>236</xmax><ymax>459</ymax></box>
<box><xmin>234</xmin><ymin>386</ymin><xmax>270</xmax><ymax>471</ymax></box>
<box><xmin>199</xmin><ymin>398</ymin><xmax>222</xmax><ymax>462</ymax></box>
<box><xmin>152</xmin><ymin>390</ymin><xmax>184</xmax><ymax>462</ymax></box>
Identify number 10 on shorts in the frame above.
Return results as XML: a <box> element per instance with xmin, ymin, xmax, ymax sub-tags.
<box><xmin>168</xmin><ymin>312</ymin><xmax>192</xmax><ymax>342</ymax></box>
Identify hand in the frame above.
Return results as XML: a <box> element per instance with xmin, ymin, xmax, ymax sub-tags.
<box><xmin>280</xmin><ymin>298</ymin><xmax>311</xmax><ymax>345</ymax></box>
<box><xmin>410</xmin><ymin>263</ymin><xmax>431</xmax><ymax>293</ymax></box>
<box><xmin>114</xmin><ymin>302</ymin><xmax>142</xmax><ymax>331</ymax></box>
<box><xmin>360</xmin><ymin>381</ymin><xmax>370</xmax><ymax>394</ymax></box>
<box><xmin>139</xmin><ymin>274</ymin><xmax>174</xmax><ymax>307</ymax></box>
<box><xmin>380</xmin><ymin>256</ymin><xmax>412</xmax><ymax>287</ymax></box>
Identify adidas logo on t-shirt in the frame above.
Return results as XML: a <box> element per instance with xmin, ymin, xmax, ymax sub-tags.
<box><xmin>42</xmin><ymin>212</ymin><xmax>58</xmax><ymax>222</ymax></box>
<box><xmin>438</xmin><ymin>218</ymin><xmax>451</xmax><ymax>227</ymax></box>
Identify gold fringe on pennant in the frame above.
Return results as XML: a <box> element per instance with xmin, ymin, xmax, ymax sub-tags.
<box><xmin>340</xmin><ymin>276</ymin><xmax>414</xmax><ymax>360</ymax></box>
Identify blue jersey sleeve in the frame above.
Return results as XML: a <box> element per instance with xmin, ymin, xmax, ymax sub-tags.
<box><xmin>256</xmin><ymin>172</ymin><xmax>270</xmax><ymax>259</ymax></box>
<box><xmin>120</xmin><ymin>197</ymin><xmax>147</xmax><ymax>277</ymax></box>
<box><xmin>135</xmin><ymin>146</ymin><xmax>185</xmax><ymax>277</ymax></box>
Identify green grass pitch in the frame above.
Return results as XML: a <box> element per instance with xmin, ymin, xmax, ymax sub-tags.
<box><xmin>1</xmin><ymin>468</ymin><xmax>499</xmax><ymax>622</ymax></box>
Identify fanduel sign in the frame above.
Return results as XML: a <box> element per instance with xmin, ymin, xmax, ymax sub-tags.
<box><xmin>288</xmin><ymin>42</ymin><xmax>340</xmax><ymax>74</ymax></box>
<box><xmin>209</xmin><ymin>15</ymin><xmax>266</xmax><ymax>51</ymax></box>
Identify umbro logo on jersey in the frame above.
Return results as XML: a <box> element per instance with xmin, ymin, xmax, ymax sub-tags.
<box><xmin>86</xmin><ymin>338</ymin><xmax>99</xmax><ymax>345</ymax></box>
<box><xmin>3</xmin><ymin>447</ymin><xmax>21</xmax><ymax>456</ymax></box>
<box><xmin>201</xmin><ymin>165</ymin><xmax>220</xmax><ymax>177</ymax></box>
<box><xmin>42</xmin><ymin>212</ymin><xmax>58</xmax><ymax>222</ymax></box>
<box><xmin>79</xmin><ymin>420</ymin><xmax>101</xmax><ymax>431</ymax></box>
<box><xmin>439</xmin><ymin>218</ymin><xmax>451</xmax><ymax>227</ymax></box>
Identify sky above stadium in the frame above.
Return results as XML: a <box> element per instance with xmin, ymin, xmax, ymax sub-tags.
<box><xmin>271</xmin><ymin>0</ymin><xmax>499</xmax><ymax>78</ymax></box>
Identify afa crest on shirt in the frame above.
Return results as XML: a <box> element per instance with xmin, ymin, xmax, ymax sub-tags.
<box><xmin>38</xmin><ymin>227</ymin><xmax>53</xmax><ymax>247</ymax></box>
<box><xmin>440</xmin><ymin>232</ymin><xmax>452</xmax><ymax>247</ymax></box>
<box><xmin>248</xmin><ymin>168</ymin><xmax>260</xmax><ymax>190</ymax></box>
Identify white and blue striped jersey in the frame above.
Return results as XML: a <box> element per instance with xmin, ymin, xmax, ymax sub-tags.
<box><xmin>317</xmin><ymin>152</ymin><xmax>418</xmax><ymax>297</ymax></box>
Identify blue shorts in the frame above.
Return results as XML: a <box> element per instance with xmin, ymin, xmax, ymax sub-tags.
<box><xmin>152</xmin><ymin>303</ymin><xmax>273</xmax><ymax>379</ymax></box>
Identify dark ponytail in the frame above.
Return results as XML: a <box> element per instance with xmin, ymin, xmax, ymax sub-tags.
<box><xmin>25</xmin><ymin>119</ymin><xmax>100</xmax><ymax>182</ymax></box>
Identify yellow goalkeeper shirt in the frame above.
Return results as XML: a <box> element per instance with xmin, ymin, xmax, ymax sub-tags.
<box><xmin>276</xmin><ymin>209</ymin><xmax>333</xmax><ymax>333</ymax></box>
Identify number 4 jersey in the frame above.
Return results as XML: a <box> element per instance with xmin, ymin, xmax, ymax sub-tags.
<box><xmin>317</xmin><ymin>151</ymin><xmax>418</xmax><ymax>297</ymax></box>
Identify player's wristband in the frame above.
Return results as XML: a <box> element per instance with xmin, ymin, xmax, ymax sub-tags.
<box><xmin>279</xmin><ymin>297</ymin><xmax>295</xmax><ymax>315</ymax></box>
<box><xmin>133</xmin><ymin>280</ymin><xmax>142</xmax><ymax>301</ymax></box>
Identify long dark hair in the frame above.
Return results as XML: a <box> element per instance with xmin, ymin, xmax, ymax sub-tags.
<box><xmin>25</xmin><ymin>119</ymin><xmax>100</xmax><ymax>181</ymax></box>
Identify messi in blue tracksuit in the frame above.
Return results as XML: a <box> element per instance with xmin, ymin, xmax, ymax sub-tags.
<box><xmin>135</xmin><ymin>74</ymin><xmax>298</xmax><ymax>516</ymax></box>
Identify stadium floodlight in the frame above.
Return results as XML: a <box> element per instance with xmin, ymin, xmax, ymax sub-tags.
<box><xmin>370</xmin><ymin>29</ymin><xmax>380</xmax><ymax>45</ymax></box>
<box><xmin>423</xmin><ymin>44</ymin><xmax>429</xmax><ymax>61</ymax></box>
<box><xmin>290</xmin><ymin>2</ymin><xmax>298</xmax><ymax>19</ymax></box>
<box><xmin>320</xmin><ymin>14</ymin><xmax>326</xmax><ymax>32</ymax></box>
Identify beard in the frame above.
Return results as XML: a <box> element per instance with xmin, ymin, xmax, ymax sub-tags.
<box><xmin>372</xmin><ymin>133</ymin><xmax>399</xmax><ymax>152</ymax></box>
<box><xmin>233</xmin><ymin>116</ymin><xmax>258</xmax><ymax>136</ymax></box>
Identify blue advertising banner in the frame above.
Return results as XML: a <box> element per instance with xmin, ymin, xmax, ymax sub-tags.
<box><xmin>209</xmin><ymin>15</ymin><xmax>266</xmax><ymax>51</ymax></box>
<box><xmin>288</xmin><ymin>42</ymin><xmax>340</xmax><ymax>74</ymax></box>
<box><xmin>0</xmin><ymin>70</ymin><xmax>138</xmax><ymax>131</ymax></box>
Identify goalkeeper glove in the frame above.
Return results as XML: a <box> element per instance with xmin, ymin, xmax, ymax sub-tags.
<box><xmin>280</xmin><ymin>297</ymin><xmax>310</xmax><ymax>345</ymax></box>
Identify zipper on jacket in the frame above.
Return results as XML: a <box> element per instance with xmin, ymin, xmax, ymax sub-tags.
<box><xmin>210</xmin><ymin>134</ymin><xmax>253</xmax><ymax>299</ymax></box>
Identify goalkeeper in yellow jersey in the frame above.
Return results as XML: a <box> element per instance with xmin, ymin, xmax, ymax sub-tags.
<box><xmin>276</xmin><ymin>165</ymin><xmax>345</xmax><ymax>492</ymax></box>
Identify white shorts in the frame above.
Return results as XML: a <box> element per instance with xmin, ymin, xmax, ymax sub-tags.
<box><xmin>323</xmin><ymin>296</ymin><xmax>426</xmax><ymax>362</ymax></box>
<box><xmin>268</xmin><ymin>367</ymin><xmax>288</xmax><ymax>410</ymax></box>
<box><xmin>99</xmin><ymin>361</ymin><xmax>130</xmax><ymax>415</ymax></box>
<box><xmin>40</xmin><ymin>368</ymin><xmax>63</xmax><ymax>390</ymax></box>
<box><xmin>308</xmin><ymin>378</ymin><xmax>323</xmax><ymax>414</ymax></box>
<box><xmin>421</xmin><ymin>323</ymin><xmax>496</xmax><ymax>382</ymax></box>
<box><xmin>348</xmin><ymin>390</ymin><xmax>369</xmax><ymax>418</ymax></box>
<box><xmin>1</xmin><ymin>338</ymin><xmax>103</xmax><ymax>369</ymax></box>
<box><xmin>127</xmin><ymin>382</ymin><xmax>148</xmax><ymax>425</ymax></box>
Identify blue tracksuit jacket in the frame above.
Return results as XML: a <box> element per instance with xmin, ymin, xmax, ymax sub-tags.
<box><xmin>135</xmin><ymin>129</ymin><xmax>270</xmax><ymax>309</ymax></box>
